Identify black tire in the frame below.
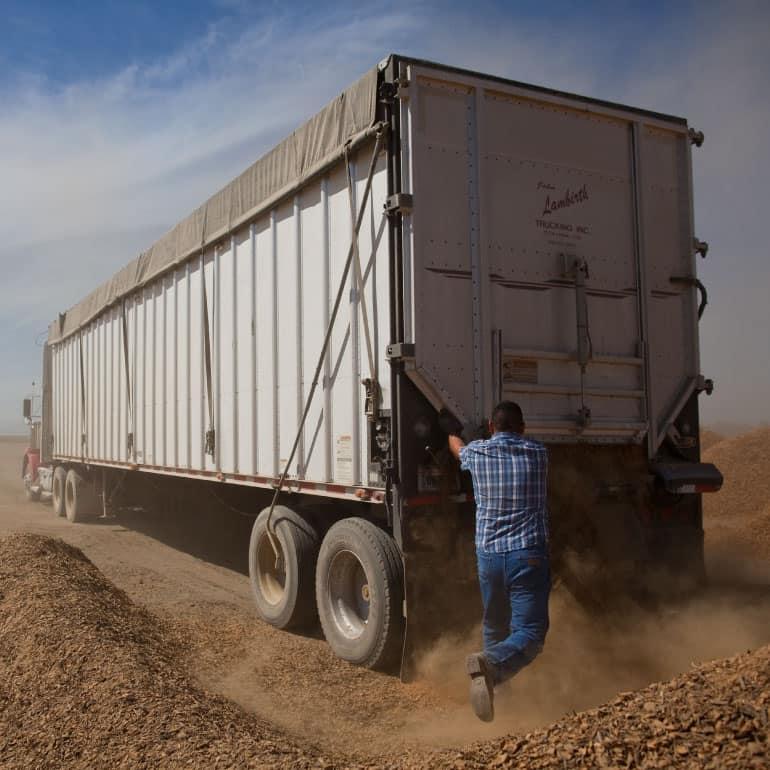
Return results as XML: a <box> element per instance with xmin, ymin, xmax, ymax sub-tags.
<box><xmin>64</xmin><ymin>468</ymin><xmax>99</xmax><ymax>523</ymax></box>
<box><xmin>248</xmin><ymin>506</ymin><xmax>319</xmax><ymax>630</ymax></box>
<box><xmin>316</xmin><ymin>517</ymin><xmax>404</xmax><ymax>670</ymax></box>
<box><xmin>52</xmin><ymin>466</ymin><xmax>67</xmax><ymax>517</ymax></box>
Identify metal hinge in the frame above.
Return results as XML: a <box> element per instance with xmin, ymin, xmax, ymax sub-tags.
<box><xmin>693</xmin><ymin>238</ymin><xmax>709</xmax><ymax>258</ymax></box>
<box><xmin>379</xmin><ymin>77</ymin><xmax>409</xmax><ymax>103</ymax></box>
<box><xmin>384</xmin><ymin>193</ymin><xmax>413</xmax><ymax>216</ymax></box>
<box><xmin>386</xmin><ymin>343</ymin><xmax>415</xmax><ymax>361</ymax></box>
<box><xmin>688</xmin><ymin>127</ymin><xmax>704</xmax><ymax>147</ymax></box>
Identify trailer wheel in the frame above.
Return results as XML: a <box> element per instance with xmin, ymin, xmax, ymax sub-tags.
<box><xmin>52</xmin><ymin>466</ymin><xmax>67</xmax><ymax>517</ymax></box>
<box><xmin>316</xmin><ymin>518</ymin><xmax>404</xmax><ymax>670</ymax></box>
<box><xmin>64</xmin><ymin>468</ymin><xmax>98</xmax><ymax>523</ymax></box>
<box><xmin>248</xmin><ymin>506</ymin><xmax>319</xmax><ymax>630</ymax></box>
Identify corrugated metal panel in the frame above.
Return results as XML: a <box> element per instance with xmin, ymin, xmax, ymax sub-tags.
<box><xmin>50</xmin><ymin>141</ymin><xmax>391</xmax><ymax>491</ymax></box>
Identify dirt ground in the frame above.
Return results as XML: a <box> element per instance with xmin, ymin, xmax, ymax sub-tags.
<box><xmin>2</xmin><ymin>532</ymin><xmax>767</xmax><ymax>770</ymax></box>
<box><xmin>1</xmin><ymin>434</ymin><xmax>769</xmax><ymax>766</ymax></box>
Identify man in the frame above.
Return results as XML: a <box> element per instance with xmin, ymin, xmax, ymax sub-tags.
<box><xmin>445</xmin><ymin>401</ymin><xmax>550</xmax><ymax>722</ymax></box>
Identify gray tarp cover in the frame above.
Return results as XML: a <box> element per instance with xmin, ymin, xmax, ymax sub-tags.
<box><xmin>48</xmin><ymin>66</ymin><xmax>380</xmax><ymax>343</ymax></box>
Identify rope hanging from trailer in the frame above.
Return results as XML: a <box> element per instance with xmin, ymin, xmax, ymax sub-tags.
<box><xmin>201</xmin><ymin>262</ymin><xmax>216</xmax><ymax>458</ymax></box>
<box><xmin>120</xmin><ymin>301</ymin><xmax>134</xmax><ymax>457</ymax></box>
<box><xmin>78</xmin><ymin>332</ymin><xmax>87</xmax><ymax>457</ymax></box>
<box><xmin>344</xmin><ymin>142</ymin><xmax>378</xmax><ymax>392</ymax></box>
<box><xmin>263</xmin><ymin>127</ymin><xmax>386</xmax><ymax>564</ymax></box>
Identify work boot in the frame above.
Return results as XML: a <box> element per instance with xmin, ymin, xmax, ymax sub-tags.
<box><xmin>466</xmin><ymin>652</ymin><xmax>495</xmax><ymax>722</ymax></box>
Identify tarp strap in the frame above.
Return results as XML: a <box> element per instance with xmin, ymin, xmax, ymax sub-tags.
<box><xmin>202</xmin><ymin>256</ymin><xmax>216</xmax><ymax>457</ymax></box>
<box><xmin>264</xmin><ymin>128</ymin><xmax>386</xmax><ymax>564</ymax></box>
<box><xmin>78</xmin><ymin>332</ymin><xmax>87</xmax><ymax>456</ymax></box>
<box><xmin>120</xmin><ymin>301</ymin><xmax>135</xmax><ymax>457</ymax></box>
<box><xmin>344</xmin><ymin>143</ymin><xmax>378</xmax><ymax>387</ymax></box>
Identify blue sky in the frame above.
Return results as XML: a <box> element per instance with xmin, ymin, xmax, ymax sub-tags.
<box><xmin>1</xmin><ymin>0</ymin><xmax>768</xmax><ymax>434</ymax></box>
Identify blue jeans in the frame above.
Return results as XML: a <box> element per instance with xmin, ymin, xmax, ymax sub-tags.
<box><xmin>477</xmin><ymin>547</ymin><xmax>550</xmax><ymax>685</ymax></box>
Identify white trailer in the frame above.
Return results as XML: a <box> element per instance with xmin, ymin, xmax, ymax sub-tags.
<box><xmin>30</xmin><ymin>55</ymin><xmax>721</xmax><ymax>672</ymax></box>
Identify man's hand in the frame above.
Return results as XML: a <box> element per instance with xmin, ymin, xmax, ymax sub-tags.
<box><xmin>438</xmin><ymin>409</ymin><xmax>466</xmax><ymax>460</ymax></box>
<box><xmin>438</xmin><ymin>408</ymin><xmax>464</xmax><ymax>437</ymax></box>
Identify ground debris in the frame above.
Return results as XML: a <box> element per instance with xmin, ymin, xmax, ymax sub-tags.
<box><xmin>404</xmin><ymin>644</ymin><xmax>770</xmax><ymax>769</ymax></box>
<box><xmin>0</xmin><ymin>534</ymin><xmax>324</xmax><ymax>769</ymax></box>
<box><xmin>0</xmin><ymin>532</ymin><xmax>768</xmax><ymax>769</ymax></box>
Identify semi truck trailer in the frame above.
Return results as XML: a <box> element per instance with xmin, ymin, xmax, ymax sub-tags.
<box><xmin>23</xmin><ymin>54</ymin><xmax>722</xmax><ymax>674</ymax></box>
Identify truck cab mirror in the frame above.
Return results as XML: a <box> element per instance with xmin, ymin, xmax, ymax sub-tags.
<box><xmin>22</xmin><ymin>398</ymin><xmax>31</xmax><ymax>420</ymax></box>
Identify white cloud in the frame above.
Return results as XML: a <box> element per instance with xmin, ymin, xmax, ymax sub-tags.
<box><xmin>0</xmin><ymin>1</ymin><xmax>768</xmax><ymax>432</ymax></box>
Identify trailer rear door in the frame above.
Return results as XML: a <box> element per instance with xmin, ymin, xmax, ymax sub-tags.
<box><xmin>400</xmin><ymin>62</ymin><xmax>701</xmax><ymax>452</ymax></box>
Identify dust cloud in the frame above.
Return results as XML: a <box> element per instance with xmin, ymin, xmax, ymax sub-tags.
<box><xmin>411</xmin><ymin>553</ymin><xmax>770</xmax><ymax>747</ymax></box>
<box><xmin>408</xmin><ymin>428</ymin><xmax>770</xmax><ymax>746</ymax></box>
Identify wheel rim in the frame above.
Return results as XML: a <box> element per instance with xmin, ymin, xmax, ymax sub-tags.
<box><xmin>256</xmin><ymin>531</ymin><xmax>286</xmax><ymax>606</ymax></box>
<box><xmin>327</xmin><ymin>549</ymin><xmax>370</xmax><ymax>640</ymax></box>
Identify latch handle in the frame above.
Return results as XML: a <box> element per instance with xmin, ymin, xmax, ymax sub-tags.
<box><xmin>491</xmin><ymin>329</ymin><xmax>503</xmax><ymax>404</ymax></box>
<box><xmin>671</xmin><ymin>276</ymin><xmax>708</xmax><ymax>320</ymax></box>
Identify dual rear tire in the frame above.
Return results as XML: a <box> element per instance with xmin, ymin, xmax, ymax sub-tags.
<box><xmin>248</xmin><ymin>510</ymin><xmax>404</xmax><ymax>670</ymax></box>
<box><xmin>248</xmin><ymin>506</ymin><xmax>319</xmax><ymax>630</ymax></box>
<box><xmin>316</xmin><ymin>518</ymin><xmax>404</xmax><ymax>669</ymax></box>
<box><xmin>52</xmin><ymin>466</ymin><xmax>100</xmax><ymax>522</ymax></box>
<box><xmin>52</xmin><ymin>466</ymin><xmax>67</xmax><ymax>517</ymax></box>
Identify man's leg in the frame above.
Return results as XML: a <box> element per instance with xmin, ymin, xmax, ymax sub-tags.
<box><xmin>466</xmin><ymin>550</ymin><xmax>507</xmax><ymax>722</ymax></box>
<box><xmin>477</xmin><ymin>550</ymin><xmax>509</xmax><ymax>651</ymax></box>
<box><xmin>483</xmin><ymin>549</ymin><xmax>550</xmax><ymax>685</ymax></box>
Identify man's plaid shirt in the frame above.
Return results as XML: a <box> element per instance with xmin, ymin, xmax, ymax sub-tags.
<box><xmin>459</xmin><ymin>431</ymin><xmax>549</xmax><ymax>553</ymax></box>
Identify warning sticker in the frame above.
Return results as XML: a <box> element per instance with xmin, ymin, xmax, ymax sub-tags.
<box><xmin>417</xmin><ymin>465</ymin><xmax>442</xmax><ymax>493</ymax></box>
<box><xmin>335</xmin><ymin>435</ymin><xmax>354</xmax><ymax>486</ymax></box>
<box><xmin>503</xmin><ymin>357</ymin><xmax>538</xmax><ymax>384</ymax></box>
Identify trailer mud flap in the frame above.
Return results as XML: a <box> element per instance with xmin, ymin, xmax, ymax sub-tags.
<box><xmin>399</xmin><ymin>498</ymin><xmax>480</xmax><ymax>682</ymax></box>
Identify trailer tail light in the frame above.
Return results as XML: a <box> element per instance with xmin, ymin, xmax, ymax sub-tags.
<box><xmin>695</xmin><ymin>482</ymin><xmax>721</xmax><ymax>494</ymax></box>
<box><xmin>650</xmin><ymin>462</ymin><xmax>723</xmax><ymax>495</ymax></box>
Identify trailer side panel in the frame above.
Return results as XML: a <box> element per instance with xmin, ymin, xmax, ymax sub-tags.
<box><xmin>50</xmin><ymin>143</ymin><xmax>391</xmax><ymax>496</ymax></box>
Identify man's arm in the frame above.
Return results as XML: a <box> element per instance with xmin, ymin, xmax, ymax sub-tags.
<box><xmin>438</xmin><ymin>408</ymin><xmax>467</xmax><ymax>461</ymax></box>
<box><xmin>448</xmin><ymin>434</ymin><xmax>466</xmax><ymax>461</ymax></box>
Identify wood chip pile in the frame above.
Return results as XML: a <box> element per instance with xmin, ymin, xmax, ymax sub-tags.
<box><xmin>1</xmin><ymin>534</ymin><xmax>768</xmax><ymax>769</ymax></box>
<box><xmin>700</xmin><ymin>429</ymin><xmax>725</xmax><ymax>452</ymax></box>
<box><xmin>420</xmin><ymin>645</ymin><xmax>770</xmax><ymax>770</ymax></box>
<box><xmin>0</xmin><ymin>534</ymin><xmax>322</xmax><ymax>769</ymax></box>
<box><xmin>703</xmin><ymin>427</ymin><xmax>770</xmax><ymax>561</ymax></box>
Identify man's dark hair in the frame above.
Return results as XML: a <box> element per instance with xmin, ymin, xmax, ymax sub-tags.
<box><xmin>492</xmin><ymin>401</ymin><xmax>524</xmax><ymax>433</ymax></box>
